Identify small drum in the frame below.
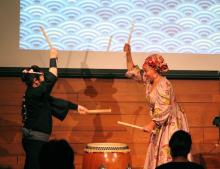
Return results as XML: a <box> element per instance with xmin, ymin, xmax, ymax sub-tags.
<box><xmin>82</xmin><ymin>143</ymin><xmax>132</xmax><ymax>169</ymax></box>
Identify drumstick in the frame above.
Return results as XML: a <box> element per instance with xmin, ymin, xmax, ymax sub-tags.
<box><xmin>87</xmin><ymin>109</ymin><xmax>112</xmax><ymax>114</ymax></box>
<box><xmin>117</xmin><ymin>121</ymin><xmax>156</xmax><ymax>134</ymax></box>
<box><xmin>127</xmin><ymin>21</ymin><xmax>135</xmax><ymax>44</ymax></box>
<box><xmin>118</xmin><ymin>121</ymin><xmax>143</xmax><ymax>130</ymax></box>
<box><xmin>106</xmin><ymin>35</ymin><xmax>113</xmax><ymax>51</ymax></box>
<box><xmin>39</xmin><ymin>26</ymin><xmax>53</xmax><ymax>49</ymax></box>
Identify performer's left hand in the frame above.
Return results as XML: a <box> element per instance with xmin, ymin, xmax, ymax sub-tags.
<box><xmin>77</xmin><ymin>105</ymin><xmax>88</xmax><ymax>115</ymax></box>
<box><xmin>143</xmin><ymin>121</ymin><xmax>156</xmax><ymax>133</ymax></box>
<box><xmin>124</xmin><ymin>43</ymin><xmax>131</xmax><ymax>54</ymax></box>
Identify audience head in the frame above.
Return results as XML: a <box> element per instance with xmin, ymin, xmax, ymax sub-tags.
<box><xmin>169</xmin><ymin>130</ymin><xmax>192</xmax><ymax>158</ymax></box>
<box><xmin>39</xmin><ymin>139</ymin><xmax>74</xmax><ymax>169</ymax></box>
<box><xmin>0</xmin><ymin>165</ymin><xmax>12</xmax><ymax>169</ymax></box>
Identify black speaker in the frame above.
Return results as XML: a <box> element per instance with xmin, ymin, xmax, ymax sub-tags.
<box><xmin>213</xmin><ymin>116</ymin><xmax>220</xmax><ymax>128</ymax></box>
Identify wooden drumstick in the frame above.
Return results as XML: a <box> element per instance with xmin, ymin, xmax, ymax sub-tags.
<box><xmin>117</xmin><ymin>121</ymin><xmax>156</xmax><ymax>134</ymax></box>
<box><xmin>87</xmin><ymin>109</ymin><xmax>112</xmax><ymax>114</ymax></box>
<box><xmin>118</xmin><ymin>121</ymin><xmax>143</xmax><ymax>130</ymax></box>
<box><xmin>127</xmin><ymin>21</ymin><xmax>135</xmax><ymax>44</ymax></box>
<box><xmin>106</xmin><ymin>35</ymin><xmax>113</xmax><ymax>51</ymax></box>
<box><xmin>40</xmin><ymin>26</ymin><xmax>53</xmax><ymax>49</ymax></box>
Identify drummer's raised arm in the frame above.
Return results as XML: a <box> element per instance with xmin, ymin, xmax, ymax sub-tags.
<box><xmin>124</xmin><ymin>43</ymin><xmax>135</xmax><ymax>71</ymax></box>
<box><xmin>49</xmin><ymin>48</ymin><xmax>58</xmax><ymax>77</ymax></box>
<box><xmin>123</xmin><ymin>43</ymin><xmax>143</xmax><ymax>81</ymax></box>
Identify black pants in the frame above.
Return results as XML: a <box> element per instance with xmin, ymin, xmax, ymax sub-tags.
<box><xmin>22</xmin><ymin>138</ymin><xmax>46</xmax><ymax>169</ymax></box>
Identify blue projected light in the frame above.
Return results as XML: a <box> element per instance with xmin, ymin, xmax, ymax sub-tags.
<box><xmin>20</xmin><ymin>0</ymin><xmax>220</xmax><ymax>54</ymax></box>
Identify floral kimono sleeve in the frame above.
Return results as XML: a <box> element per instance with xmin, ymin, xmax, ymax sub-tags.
<box><xmin>152</xmin><ymin>80</ymin><xmax>172</xmax><ymax>127</ymax></box>
<box><xmin>125</xmin><ymin>65</ymin><xmax>143</xmax><ymax>82</ymax></box>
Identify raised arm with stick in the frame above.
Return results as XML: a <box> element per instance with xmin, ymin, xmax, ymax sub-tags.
<box><xmin>123</xmin><ymin>43</ymin><xmax>135</xmax><ymax>71</ymax></box>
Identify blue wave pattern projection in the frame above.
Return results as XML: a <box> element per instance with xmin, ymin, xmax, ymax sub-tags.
<box><xmin>20</xmin><ymin>0</ymin><xmax>220</xmax><ymax>54</ymax></box>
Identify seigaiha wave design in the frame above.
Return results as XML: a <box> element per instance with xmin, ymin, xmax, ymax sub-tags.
<box><xmin>20</xmin><ymin>0</ymin><xmax>220</xmax><ymax>54</ymax></box>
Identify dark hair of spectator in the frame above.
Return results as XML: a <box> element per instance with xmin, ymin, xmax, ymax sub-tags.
<box><xmin>169</xmin><ymin>130</ymin><xmax>192</xmax><ymax>158</ymax></box>
<box><xmin>39</xmin><ymin>139</ymin><xmax>74</xmax><ymax>169</ymax></box>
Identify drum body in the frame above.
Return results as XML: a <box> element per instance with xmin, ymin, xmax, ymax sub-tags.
<box><xmin>82</xmin><ymin>143</ymin><xmax>132</xmax><ymax>169</ymax></box>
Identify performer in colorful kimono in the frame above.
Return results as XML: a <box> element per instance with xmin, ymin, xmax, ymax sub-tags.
<box><xmin>124</xmin><ymin>43</ymin><xmax>190</xmax><ymax>169</ymax></box>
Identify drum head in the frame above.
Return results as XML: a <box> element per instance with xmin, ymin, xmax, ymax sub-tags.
<box><xmin>84</xmin><ymin>143</ymin><xmax>130</xmax><ymax>153</ymax></box>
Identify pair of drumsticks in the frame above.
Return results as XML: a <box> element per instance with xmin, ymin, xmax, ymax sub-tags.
<box><xmin>107</xmin><ymin>22</ymin><xmax>149</xmax><ymax>133</ymax></box>
<box><xmin>107</xmin><ymin>21</ymin><xmax>135</xmax><ymax>51</ymax></box>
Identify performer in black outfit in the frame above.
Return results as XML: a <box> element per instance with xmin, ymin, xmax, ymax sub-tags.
<box><xmin>21</xmin><ymin>48</ymin><xmax>88</xmax><ymax>169</ymax></box>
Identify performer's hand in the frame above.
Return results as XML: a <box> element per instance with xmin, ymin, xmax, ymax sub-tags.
<box><xmin>143</xmin><ymin>121</ymin><xmax>155</xmax><ymax>133</ymax></box>
<box><xmin>50</xmin><ymin>48</ymin><xmax>58</xmax><ymax>59</ymax></box>
<box><xmin>123</xmin><ymin>43</ymin><xmax>131</xmax><ymax>54</ymax></box>
<box><xmin>143</xmin><ymin>125</ymin><xmax>151</xmax><ymax>133</ymax></box>
<box><xmin>77</xmin><ymin>105</ymin><xmax>88</xmax><ymax>115</ymax></box>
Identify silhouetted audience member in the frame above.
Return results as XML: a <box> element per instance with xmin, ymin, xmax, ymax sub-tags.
<box><xmin>156</xmin><ymin>130</ymin><xmax>204</xmax><ymax>169</ymax></box>
<box><xmin>39</xmin><ymin>139</ymin><xmax>74</xmax><ymax>169</ymax></box>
